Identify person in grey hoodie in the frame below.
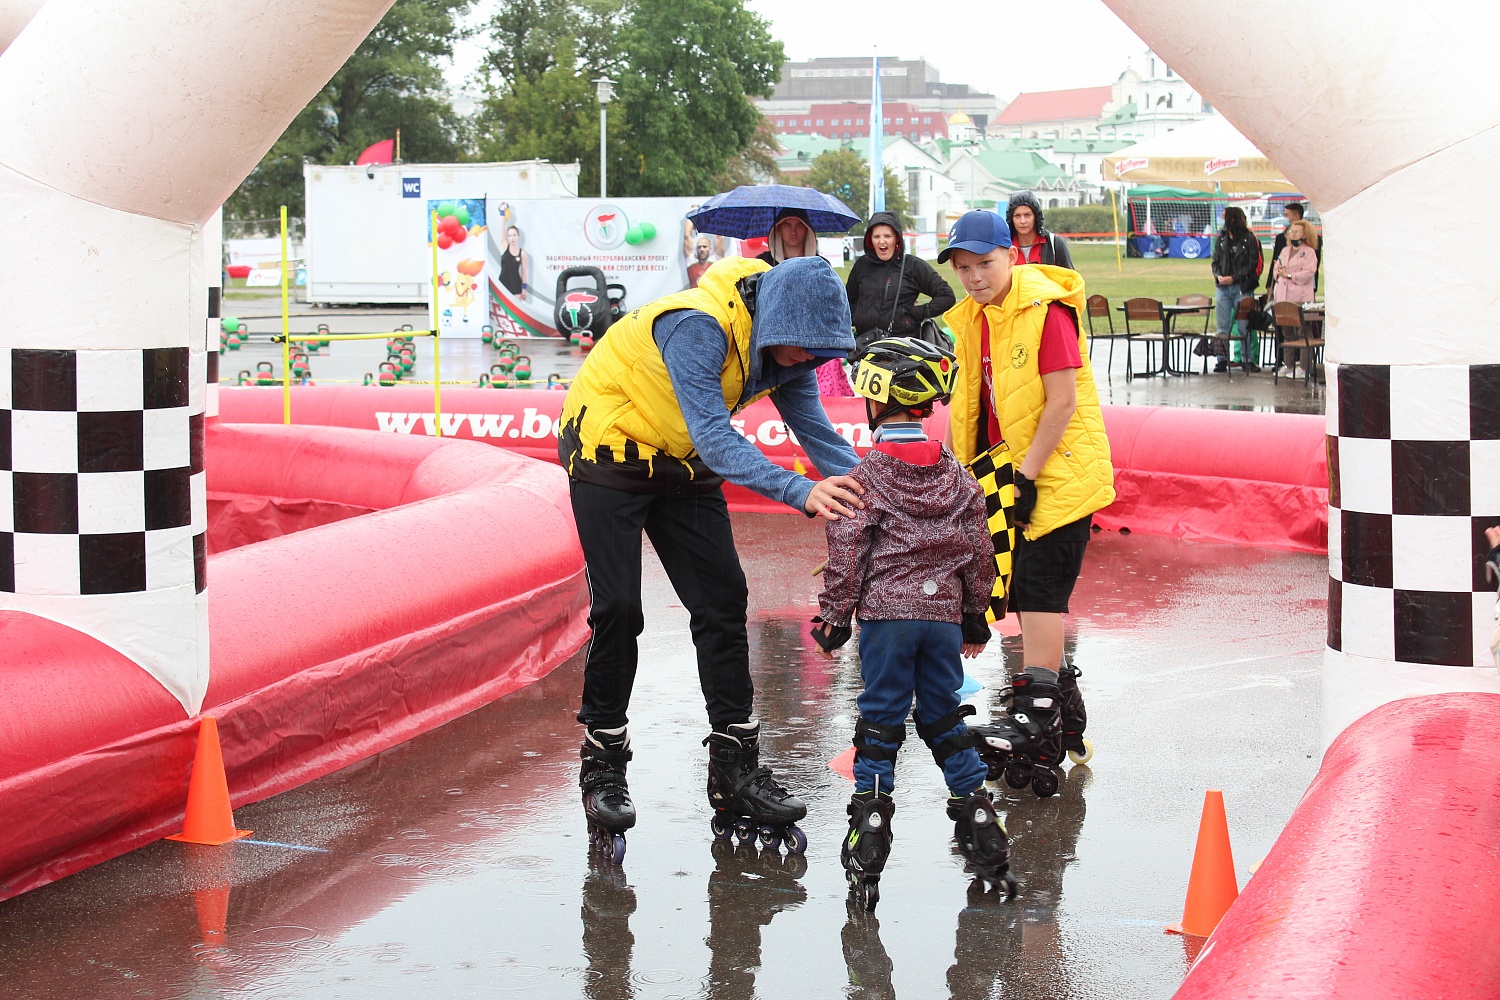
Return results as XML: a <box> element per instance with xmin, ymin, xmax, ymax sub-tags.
<box><xmin>559</xmin><ymin>254</ymin><xmax>866</xmax><ymax>859</ymax></box>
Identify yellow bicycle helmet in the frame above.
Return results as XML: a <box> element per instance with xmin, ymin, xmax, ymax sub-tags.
<box><xmin>851</xmin><ymin>336</ymin><xmax>959</xmax><ymax>410</ymax></box>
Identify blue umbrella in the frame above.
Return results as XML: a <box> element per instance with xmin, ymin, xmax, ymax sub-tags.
<box><xmin>687</xmin><ymin>184</ymin><xmax>861</xmax><ymax>239</ymax></box>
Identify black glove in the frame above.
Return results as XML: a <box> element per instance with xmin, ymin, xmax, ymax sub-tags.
<box><xmin>810</xmin><ymin>615</ymin><xmax>852</xmax><ymax>652</ymax></box>
<box><xmin>1487</xmin><ymin>544</ymin><xmax>1500</xmax><ymax>588</ymax></box>
<box><xmin>961</xmin><ymin>613</ymin><xmax>992</xmax><ymax>646</ymax></box>
<box><xmin>1013</xmin><ymin>472</ymin><xmax>1038</xmax><ymax>526</ymax></box>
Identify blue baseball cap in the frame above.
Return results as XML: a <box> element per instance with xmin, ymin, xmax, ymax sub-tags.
<box><xmin>937</xmin><ymin>210</ymin><xmax>1013</xmax><ymax>264</ymax></box>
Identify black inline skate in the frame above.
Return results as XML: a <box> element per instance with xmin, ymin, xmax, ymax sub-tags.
<box><xmin>969</xmin><ymin>666</ymin><xmax>1067</xmax><ymax>798</ymax></box>
<box><xmin>580</xmin><ymin>726</ymin><xmax>635</xmax><ymax>865</ymax></box>
<box><xmin>948</xmin><ymin>790</ymin><xmax>1017</xmax><ymax>897</ymax></box>
<box><xmin>704</xmin><ymin>721</ymin><xmax>809</xmax><ymax>854</ymax></box>
<box><xmin>842</xmin><ymin>781</ymin><xmax>895</xmax><ymax>912</ymax></box>
<box><xmin>1057</xmin><ymin>659</ymin><xmax>1093</xmax><ymax>766</ymax></box>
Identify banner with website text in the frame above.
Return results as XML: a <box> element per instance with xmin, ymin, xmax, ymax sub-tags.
<box><xmin>485</xmin><ymin>197</ymin><xmax>742</xmax><ymax>339</ymax></box>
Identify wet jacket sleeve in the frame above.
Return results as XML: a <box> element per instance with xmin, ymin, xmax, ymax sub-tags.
<box><xmin>1048</xmin><ymin>233</ymin><xmax>1075</xmax><ymax>270</ymax></box>
<box><xmin>656</xmin><ymin>311</ymin><xmax>823</xmax><ymax>512</ymax></box>
<box><xmin>905</xmin><ymin>257</ymin><xmax>957</xmax><ymax>323</ymax></box>
<box><xmin>959</xmin><ymin>477</ymin><xmax>997</xmax><ymax>617</ymax></box>
<box><xmin>818</xmin><ymin>503</ymin><xmax>874</xmax><ymax>627</ymax></box>
<box><xmin>845</xmin><ymin>257</ymin><xmax>865</xmax><ymax>322</ymax></box>
<box><xmin>771</xmin><ymin>372</ymin><xmax>861</xmax><ymax>480</ymax></box>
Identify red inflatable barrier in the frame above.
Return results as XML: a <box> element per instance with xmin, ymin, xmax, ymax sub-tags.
<box><xmin>0</xmin><ymin>424</ymin><xmax>588</xmax><ymax>901</ymax></box>
<box><xmin>1174</xmin><ymin>693</ymin><xmax>1500</xmax><ymax>999</ymax></box>
<box><xmin>220</xmin><ymin>387</ymin><xmax>1329</xmax><ymax>551</ymax></box>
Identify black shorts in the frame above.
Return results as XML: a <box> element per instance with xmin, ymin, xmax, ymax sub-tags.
<box><xmin>1010</xmin><ymin>515</ymin><xmax>1092</xmax><ymax>614</ymax></box>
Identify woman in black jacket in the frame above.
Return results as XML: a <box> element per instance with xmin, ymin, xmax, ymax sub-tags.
<box><xmin>1210</xmin><ymin>206</ymin><xmax>1263</xmax><ymax>372</ymax></box>
<box><xmin>845</xmin><ymin>211</ymin><xmax>956</xmax><ymax>351</ymax></box>
<box><xmin>1006</xmin><ymin>191</ymin><xmax>1075</xmax><ymax>269</ymax></box>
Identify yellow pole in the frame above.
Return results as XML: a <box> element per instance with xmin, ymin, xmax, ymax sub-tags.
<box><xmin>431</xmin><ymin>210</ymin><xmax>442</xmax><ymax>437</ymax></box>
<box><xmin>1110</xmin><ymin>187</ymin><xmax>1123</xmax><ymax>273</ymax></box>
<box><xmin>280</xmin><ymin>205</ymin><xmax>291</xmax><ymax>423</ymax></box>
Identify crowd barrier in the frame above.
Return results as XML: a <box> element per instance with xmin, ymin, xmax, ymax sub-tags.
<box><xmin>0</xmin><ymin>424</ymin><xmax>588</xmax><ymax>900</ymax></box>
<box><xmin>1174</xmin><ymin>693</ymin><xmax>1500</xmax><ymax>999</ymax></box>
<box><xmin>219</xmin><ymin>387</ymin><xmax>1329</xmax><ymax>553</ymax></box>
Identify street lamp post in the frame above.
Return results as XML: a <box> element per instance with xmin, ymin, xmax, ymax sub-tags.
<box><xmin>594</xmin><ymin>77</ymin><xmax>615</xmax><ymax>199</ymax></box>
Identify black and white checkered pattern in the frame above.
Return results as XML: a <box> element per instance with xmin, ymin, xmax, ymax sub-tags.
<box><xmin>1327</xmin><ymin>363</ymin><xmax>1500</xmax><ymax>666</ymax></box>
<box><xmin>206</xmin><ymin>285</ymin><xmax>221</xmax><ymax>419</ymax></box>
<box><xmin>1</xmin><ymin>347</ymin><xmax>206</xmax><ymax>596</ymax></box>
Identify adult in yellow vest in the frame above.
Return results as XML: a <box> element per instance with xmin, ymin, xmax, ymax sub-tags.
<box><xmin>559</xmin><ymin>254</ymin><xmax>865</xmax><ymax>855</ymax></box>
<box><xmin>939</xmin><ymin>210</ymin><xmax>1115</xmax><ymax>794</ymax></box>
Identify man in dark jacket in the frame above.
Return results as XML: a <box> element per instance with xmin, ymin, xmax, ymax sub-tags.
<box><xmin>1006</xmin><ymin>191</ymin><xmax>1075</xmax><ymax>269</ymax></box>
<box><xmin>846</xmin><ymin>210</ymin><xmax>956</xmax><ymax>351</ymax></box>
<box><xmin>1210</xmin><ymin>206</ymin><xmax>1262</xmax><ymax>372</ymax></box>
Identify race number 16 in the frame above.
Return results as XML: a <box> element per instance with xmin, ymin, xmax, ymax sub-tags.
<box><xmin>854</xmin><ymin>363</ymin><xmax>889</xmax><ymax>402</ymax></box>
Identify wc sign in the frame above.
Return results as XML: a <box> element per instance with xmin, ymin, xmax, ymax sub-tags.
<box><xmin>402</xmin><ymin>177</ymin><xmax>421</xmax><ymax>198</ymax></box>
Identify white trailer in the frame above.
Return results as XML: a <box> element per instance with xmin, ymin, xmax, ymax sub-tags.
<box><xmin>304</xmin><ymin>160</ymin><xmax>580</xmax><ymax>305</ymax></box>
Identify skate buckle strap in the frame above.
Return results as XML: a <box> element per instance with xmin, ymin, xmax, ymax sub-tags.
<box><xmin>853</xmin><ymin>717</ymin><xmax>906</xmax><ymax>763</ymax></box>
<box><xmin>581</xmin><ymin>743</ymin><xmax>633</xmax><ymax>769</ymax></box>
<box><xmin>915</xmin><ymin>705</ymin><xmax>978</xmax><ymax>765</ymax></box>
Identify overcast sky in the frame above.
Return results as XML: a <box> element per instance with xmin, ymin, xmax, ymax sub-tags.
<box><xmin>448</xmin><ymin>0</ymin><xmax>1148</xmax><ymax>102</ymax></box>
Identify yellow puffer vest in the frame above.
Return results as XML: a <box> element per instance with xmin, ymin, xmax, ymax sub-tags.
<box><xmin>944</xmin><ymin>264</ymin><xmax>1115</xmax><ymax>538</ymax></box>
<box><xmin>558</xmin><ymin>255</ymin><xmax>771</xmax><ymax>493</ymax></box>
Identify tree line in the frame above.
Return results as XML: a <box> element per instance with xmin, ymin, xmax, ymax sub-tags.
<box><xmin>227</xmin><ymin>0</ymin><xmax>785</xmax><ymax>220</ymax></box>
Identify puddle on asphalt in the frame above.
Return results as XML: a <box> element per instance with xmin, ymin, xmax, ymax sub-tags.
<box><xmin>0</xmin><ymin>521</ymin><xmax>1323</xmax><ymax>999</ymax></box>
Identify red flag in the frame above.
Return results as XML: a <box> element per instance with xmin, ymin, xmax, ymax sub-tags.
<box><xmin>355</xmin><ymin>138</ymin><xmax>395</xmax><ymax>166</ymax></box>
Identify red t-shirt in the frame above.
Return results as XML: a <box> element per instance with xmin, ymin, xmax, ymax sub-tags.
<box><xmin>978</xmin><ymin>304</ymin><xmax>1081</xmax><ymax>446</ymax></box>
<box><xmin>1016</xmin><ymin>241</ymin><xmax>1045</xmax><ymax>264</ymax></box>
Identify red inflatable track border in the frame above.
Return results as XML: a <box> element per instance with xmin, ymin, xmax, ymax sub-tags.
<box><xmin>0</xmin><ymin>424</ymin><xmax>589</xmax><ymax>901</ymax></box>
<box><xmin>219</xmin><ymin>386</ymin><xmax>1329</xmax><ymax>553</ymax></box>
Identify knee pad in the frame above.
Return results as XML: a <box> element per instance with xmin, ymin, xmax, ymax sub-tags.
<box><xmin>915</xmin><ymin>705</ymin><xmax>977</xmax><ymax>766</ymax></box>
<box><xmin>852</xmin><ymin>717</ymin><xmax>906</xmax><ymax>764</ymax></box>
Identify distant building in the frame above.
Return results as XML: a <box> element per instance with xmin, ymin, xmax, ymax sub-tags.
<box><xmin>987</xmin><ymin>49</ymin><xmax>1213</xmax><ymax>143</ymax></box>
<box><xmin>757</xmin><ymin>56</ymin><xmax>1004</xmax><ymax>141</ymax></box>
<box><xmin>992</xmin><ymin>86</ymin><xmax>1114</xmax><ymax>141</ymax></box>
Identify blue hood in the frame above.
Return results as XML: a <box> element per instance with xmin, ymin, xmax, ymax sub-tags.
<box><xmin>748</xmin><ymin>256</ymin><xmax>854</xmax><ymax>383</ymax></box>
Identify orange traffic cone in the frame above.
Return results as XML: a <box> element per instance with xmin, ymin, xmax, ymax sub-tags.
<box><xmin>166</xmin><ymin>716</ymin><xmax>252</xmax><ymax>846</ymax></box>
<box><xmin>1165</xmin><ymin>789</ymin><xmax>1238</xmax><ymax>937</ymax></box>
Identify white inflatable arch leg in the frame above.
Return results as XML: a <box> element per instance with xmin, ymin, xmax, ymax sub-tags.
<box><xmin>0</xmin><ymin>0</ymin><xmax>394</xmax><ymax>712</ymax></box>
<box><xmin>1101</xmin><ymin>0</ymin><xmax>1500</xmax><ymax>747</ymax></box>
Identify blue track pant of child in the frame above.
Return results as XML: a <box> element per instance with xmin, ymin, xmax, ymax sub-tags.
<box><xmin>854</xmin><ymin>619</ymin><xmax>988</xmax><ymax>796</ymax></box>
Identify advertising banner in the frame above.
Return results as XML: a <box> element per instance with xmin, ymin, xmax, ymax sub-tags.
<box><xmin>485</xmin><ymin>197</ymin><xmax>739</xmax><ymax>339</ymax></box>
<box><xmin>429</xmin><ymin>198</ymin><xmax>489</xmax><ymax>338</ymax></box>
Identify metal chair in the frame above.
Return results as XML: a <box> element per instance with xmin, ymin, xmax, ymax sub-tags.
<box><xmin>1273</xmin><ymin>300</ymin><xmax>1325</xmax><ymax>384</ymax></box>
<box><xmin>1175</xmin><ymin>294</ymin><xmax>1214</xmax><ymax>374</ymax></box>
<box><xmin>1121</xmin><ymin>297</ymin><xmax>1169</xmax><ymax>379</ymax></box>
<box><xmin>1084</xmin><ymin>294</ymin><xmax>1128</xmax><ymax>381</ymax></box>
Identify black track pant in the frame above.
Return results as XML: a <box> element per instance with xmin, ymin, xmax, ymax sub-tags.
<box><xmin>570</xmin><ymin>479</ymin><xmax>753</xmax><ymax>731</ymax></box>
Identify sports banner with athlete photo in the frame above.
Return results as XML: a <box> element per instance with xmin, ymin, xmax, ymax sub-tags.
<box><xmin>485</xmin><ymin>197</ymin><xmax>740</xmax><ymax>339</ymax></box>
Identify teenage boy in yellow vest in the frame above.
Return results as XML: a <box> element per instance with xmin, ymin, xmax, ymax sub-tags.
<box><xmin>938</xmin><ymin>210</ymin><xmax>1115</xmax><ymax>796</ymax></box>
<box><xmin>558</xmin><ymin>254</ymin><xmax>865</xmax><ymax>861</ymax></box>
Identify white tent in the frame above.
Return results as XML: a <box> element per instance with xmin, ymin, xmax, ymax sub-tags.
<box><xmin>1104</xmin><ymin>114</ymin><xmax>1294</xmax><ymax>192</ymax></box>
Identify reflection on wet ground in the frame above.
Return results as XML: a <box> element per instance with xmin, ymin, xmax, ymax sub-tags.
<box><xmin>0</xmin><ymin>518</ymin><xmax>1323</xmax><ymax>999</ymax></box>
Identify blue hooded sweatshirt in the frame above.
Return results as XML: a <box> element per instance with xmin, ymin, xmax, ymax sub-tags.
<box><xmin>653</xmin><ymin>255</ymin><xmax>860</xmax><ymax>512</ymax></box>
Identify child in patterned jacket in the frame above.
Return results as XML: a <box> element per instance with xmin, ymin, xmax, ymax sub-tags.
<box><xmin>810</xmin><ymin>336</ymin><xmax>1012</xmax><ymax>911</ymax></box>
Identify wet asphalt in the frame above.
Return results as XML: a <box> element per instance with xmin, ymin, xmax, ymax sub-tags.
<box><xmin>0</xmin><ymin>513</ymin><xmax>1324</xmax><ymax>999</ymax></box>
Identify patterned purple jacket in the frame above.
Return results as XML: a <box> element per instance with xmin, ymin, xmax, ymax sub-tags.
<box><xmin>818</xmin><ymin>440</ymin><xmax>995</xmax><ymax>627</ymax></box>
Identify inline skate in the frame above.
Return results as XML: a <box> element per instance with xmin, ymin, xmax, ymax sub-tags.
<box><xmin>841</xmin><ymin>782</ymin><xmax>895</xmax><ymax>912</ymax></box>
<box><xmin>580</xmin><ymin>726</ymin><xmax>635</xmax><ymax>865</ymax></box>
<box><xmin>969</xmin><ymin>667</ymin><xmax>1067</xmax><ymax>797</ymax></box>
<box><xmin>948</xmin><ymin>790</ymin><xmax>1017</xmax><ymax>897</ymax></box>
<box><xmin>1058</xmin><ymin>659</ymin><xmax>1093</xmax><ymax>765</ymax></box>
<box><xmin>704</xmin><ymin>721</ymin><xmax>809</xmax><ymax>854</ymax></box>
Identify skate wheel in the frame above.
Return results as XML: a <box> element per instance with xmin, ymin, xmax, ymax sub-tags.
<box><xmin>758</xmin><ymin>825</ymin><xmax>781</xmax><ymax>850</ymax></box>
<box><xmin>609</xmin><ymin>834</ymin><xmax>627</xmax><ymax>865</ymax></box>
<box><xmin>864</xmin><ymin>881</ymin><xmax>880</xmax><ymax>912</ymax></box>
<box><xmin>1001</xmin><ymin>870</ymin><xmax>1019</xmax><ymax>900</ymax></box>
<box><xmin>1003</xmin><ymin>765</ymin><xmax>1030</xmax><ymax>790</ymax></box>
<box><xmin>783</xmin><ymin>825</ymin><xmax>808</xmax><ymax>855</ymax></box>
<box><xmin>1068</xmin><ymin>738</ymin><xmax>1095</xmax><ymax>766</ymax></box>
<box><xmin>709</xmin><ymin>814</ymin><xmax>733</xmax><ymax>840</ymax></box>
<box><xmin>734</xmin><ymin>819</ymin><xmax>753</xmax><ymax>842</ymax></box>
<box><xmin>1031</xmin><ymin>770</ymin><xmax>1059</xmax><ymax>798</ymax></box>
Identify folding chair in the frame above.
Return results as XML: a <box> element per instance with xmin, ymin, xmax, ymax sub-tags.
<box><xmin>1121</xmin><ymin>298</ymin><xmax>1169</xmax><ymax>379</ymax></box>
<box><xmin>1085</xmin><ymin>295</ymin><xmax>1128</xmax><ymax>382</ymax></box>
